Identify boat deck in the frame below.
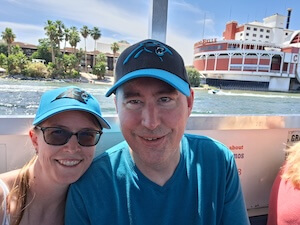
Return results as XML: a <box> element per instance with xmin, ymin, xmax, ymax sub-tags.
<box><xmin>1</xmin><ymin>114</ymin><xmax>300</xmax><ymax>224</ymax></box>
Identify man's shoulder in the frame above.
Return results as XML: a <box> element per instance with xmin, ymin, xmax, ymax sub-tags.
<box><xmin>183</xmin><ymin>133</ymin><xmax>226</xmax><ymax>147</ymax></box>
<box><xmin>183</xmin><ymin>133</ymin><xmax>232</xmax><ymax>156</ymax></box>
<box><xmin>74</xmin><ymin>141</ymin><xmax>129</xmax><ymax>185</ymax></box>
<box><xmin>96</xmin><ymin>140</ymin><xmax>127</xmax><ymax>157</ymax></box>
<box><xmin>89</xmin><ymin>141</ymin><xmax>129</xmax><ymax>169</ymax></box>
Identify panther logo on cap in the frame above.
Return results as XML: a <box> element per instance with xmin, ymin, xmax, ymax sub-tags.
<box><xmin>123</xmin><ymin>40</ymin><xmax>172</xmax><ymax>64</ymax></box>
<box><xmin>52</xmin><ymin>87</ymin><xmax>90</xmax><ymax>104</ymax></box>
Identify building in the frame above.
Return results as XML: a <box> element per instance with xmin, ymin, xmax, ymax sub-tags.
<box><xmin>194</xmin><ymin>9</ymin><xmax>300</xmax><ymax>92</ymax></box>
<box><xmin>6</xmin><ymin>40</ymin><xmax>128</xmax><ymax>72</ymax></box>
<box><xmin>96</xmin><ymin>41</ymin><xmax>130</xmax><ymax>55</ymax></box>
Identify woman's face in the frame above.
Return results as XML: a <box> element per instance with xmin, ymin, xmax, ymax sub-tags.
<box><xmin>30</xmin><ymin>110</ymin><xmax>100</xmax><ymax>185</ymax></box>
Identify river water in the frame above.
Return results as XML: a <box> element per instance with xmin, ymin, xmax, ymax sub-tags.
<box><xmin>1</xmin><ymin>78</ymin><xmax>300</xmax><ymax>116</ymax></box>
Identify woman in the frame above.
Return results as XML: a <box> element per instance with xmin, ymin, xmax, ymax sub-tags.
<box><xmin>0</xmin><ymin>86</ymin><xmax>110</xmax><ymax>225</ymax></box>
<box><xmin>267</xmin><ymin>141</ymin><xmax>300</xmax><ymax>225</ymax></box>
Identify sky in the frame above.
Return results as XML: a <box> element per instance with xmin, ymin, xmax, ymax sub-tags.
<box><xmin>1</xmin><ymin>0</ymin><xmax>300</xmax><ymax>65</ymax></box>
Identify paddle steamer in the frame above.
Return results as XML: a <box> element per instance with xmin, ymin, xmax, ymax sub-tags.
<box><xmin>194</xmin><ymin>9</ymin><xmax>300</xmax><ymax>92</ymax></box>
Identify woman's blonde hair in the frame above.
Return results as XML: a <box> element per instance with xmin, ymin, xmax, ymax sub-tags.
<box><xmin>282</xmin><ymin>141</ymin><xmax>300</xmax><ymax>189</ymax></box>
<box><xmin>7</xmin><ymin>155</ymin><xmax>37</xmax><ymax>225</ymax></box>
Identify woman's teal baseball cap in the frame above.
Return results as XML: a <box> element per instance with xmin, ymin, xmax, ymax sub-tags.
<box><xmin>33</xmin><ymin>86</ymin><xmax>110</xmax><ymax>129</ymax></box>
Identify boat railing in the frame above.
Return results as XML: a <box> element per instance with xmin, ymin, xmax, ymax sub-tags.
<box><xmin>1</xmin><ymin>114</ymin><xmax>300</xmax><ymax>220</ymax></box>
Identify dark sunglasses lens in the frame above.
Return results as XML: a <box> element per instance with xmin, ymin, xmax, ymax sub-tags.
<box><xmin>77</xmin><ymin>130</ymin><xmax>101</xmax><ymax>146</ymax></box>
<box><xmin>43</xmin><ymin>128</ymin><xmax>70</xmax><ymax>145</ymax></box>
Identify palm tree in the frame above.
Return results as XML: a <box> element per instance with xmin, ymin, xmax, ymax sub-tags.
<box><xmin>44</xmin><ymin>20</ymin><xmax>65</xmax><ymax>63</ymax></box>
<box><xmin>90</xmin><ymin>27</ymin><xmax>101</xmax><ymax>67</ymax></box>
<box><xmin>55</xmin><ymin>20</ymin><xmax>65</xmax><ymax>51</ymax></box>
<box><xmin>111</xmin><ymin>42</ymin><xmax>120</xmax><ymax>73</ymax></box>
<box><xmin>63</xmin><ymin>27</ymin><xmax>70</xmax><ymax>55</ymax></box>
<box><xmin>69</xmin><ymin>26</ymin><xmax>81</xmax><ymax>54</ymax></box>
<box><xmin>54</xmin><ymin>20</ymin><xmax>65</xmax><ymax>70</ymax></box>
<box><xmin>80</xmin><ymin>25</ymin><xmax>90</xmax><ymax>72</ymax></box>
<box><xmin>1</xmin><ymin>28</ymin><xmax>16</xmax><ymax>55</ymax></box>
<box><xmin>44</xmin><ymin>20</ymin><xmax>57</xmax><ymax>63</ymax></box>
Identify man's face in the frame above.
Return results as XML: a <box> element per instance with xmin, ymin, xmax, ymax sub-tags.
<box><xmin>115</xmin><ymin>77</ymin><xmax>194</xmax><ymax>169</ymax></box>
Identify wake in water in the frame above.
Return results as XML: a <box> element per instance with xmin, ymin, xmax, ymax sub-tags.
<box><xmin>208</xmin><ymin>90</ymin><xmax>300</xmax><ymax>99</ymax></box>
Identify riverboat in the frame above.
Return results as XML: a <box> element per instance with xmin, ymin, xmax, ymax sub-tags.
<box><xmin>1</xmin><ymin>2</ymin><xmax>300</xmax><ymax>225</ymax></box>
<box><xmin>193</xmin><ymin>9</ymin><xmax>300</xmax><ymax>92</ymax></box>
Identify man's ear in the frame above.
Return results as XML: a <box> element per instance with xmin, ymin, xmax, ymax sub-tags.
<box><xmin>114</xmin><ymin>96</ymin><xmax>119</xmax><ymax>113</ymax></box>
<box><xmin>187</xmin><ymin>89</ymin><xmax>194</xmax><ymax>116</ymax></box>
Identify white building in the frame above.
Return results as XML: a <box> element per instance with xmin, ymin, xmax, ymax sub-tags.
<box><xmin>96</xmin><ymin>41</ymin><xmax>130</xmax><ymax>54</ymax></box>
<box><xmin>233</xmin><ymin>9</ymin><xmax>294</xmax><ymax>46</ymax></box>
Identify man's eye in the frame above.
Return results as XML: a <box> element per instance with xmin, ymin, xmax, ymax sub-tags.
<box><xmin>128</xmin><ymin>99</ymin><xmax>141</xmax><ymax>104</ymax></box>
<box><xmin>125</xmin><ymin>99</ymin><xmax>143</xmax><ymax>110</ymax></box>
<box><xmin>160</xmin><ymin>97</ymin><xmax>171</xmax><ymax>102</ymax></box>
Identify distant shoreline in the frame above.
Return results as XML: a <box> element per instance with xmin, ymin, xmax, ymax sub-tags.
<box><xmin>0</xmin><ymin>72</ymin><xmax>115</xmax><ymax>86</ymax></box>
<box><xmin>80</xmin><ymin>72</ymin><xmax>114</xmax><ymax>85</ymax></box>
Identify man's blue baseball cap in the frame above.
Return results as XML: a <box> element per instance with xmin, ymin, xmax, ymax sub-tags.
<box><xmin>105</xmin><ymin>39</ymin><xmax>191</xmax><ymax>97</ymax></box>
<box><xmin>33</xmin><ymin>86</ymin><xmax>110</xmax><ymax>129</ymax></box>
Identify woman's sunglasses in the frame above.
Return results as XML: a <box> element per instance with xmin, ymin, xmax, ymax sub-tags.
<box><xmin>36</xmin><ymin>126</ymin><xmax>102</xmax><ymax>147</ymax></box>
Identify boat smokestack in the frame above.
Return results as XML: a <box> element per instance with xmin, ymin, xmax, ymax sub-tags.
<box><xmin>286</xmin><ymin>8</ymin><xmax>292</xmax><ymax>29</ymax></box>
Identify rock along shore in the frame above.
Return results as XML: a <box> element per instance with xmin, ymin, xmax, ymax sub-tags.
<box><xmin>0</xmin><ymin>72</ymin><xmax>114</xmax><ymax>86</ymax></box>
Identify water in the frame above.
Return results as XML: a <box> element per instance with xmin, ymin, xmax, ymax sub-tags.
<box><xmin>1</xmin><ymin>78</ymin><xmax>300</xmax><ymax>115</ymax></box>
<box><xmin>0</xmin><ymin>78</ymin><xmax>115</xmax><ymax>115</ymax></box>
<box><xmin>194</xmin><ymin>89</ymin><xmax>300</xmax><ymax>115</ymax></box>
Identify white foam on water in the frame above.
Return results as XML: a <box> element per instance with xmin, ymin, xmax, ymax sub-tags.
<box><xmin>211</xmin><ymin>90</ymin><xmax>300</xmax><ymax>99</ymax></box>
<box><xmin>0</xmin><ymin>84</ymin><xmax>56</xmax><ymax>93</ymax></box>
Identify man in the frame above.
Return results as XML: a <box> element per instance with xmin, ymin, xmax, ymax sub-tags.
<box><xmin>65</xmin><ymin>39</ymin><xmax>250</xmax><ymax>225</ymax></box>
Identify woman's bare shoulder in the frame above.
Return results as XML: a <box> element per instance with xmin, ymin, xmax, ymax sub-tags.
<box><xmin>0</xmin><ymin>169</ymin><xmax>21</xmax><ymax>188</ymax></box>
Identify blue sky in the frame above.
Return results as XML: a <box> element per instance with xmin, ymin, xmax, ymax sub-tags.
<box><xmin>1</xmin><ymin>0</ymin><xmax>300</xmax><ymax>65</ymax></box>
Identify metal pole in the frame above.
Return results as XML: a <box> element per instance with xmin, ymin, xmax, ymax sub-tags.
<box><xmin>149</xmin><ymin>0</ymin><xmax>168</xmax><ymax>43</ymax></box>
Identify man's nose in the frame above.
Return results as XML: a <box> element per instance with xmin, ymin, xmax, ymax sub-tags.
<box><xmin>141</xmin><ymin>103</ymin><xmax>160</xmax><ymax>130</ymax></box>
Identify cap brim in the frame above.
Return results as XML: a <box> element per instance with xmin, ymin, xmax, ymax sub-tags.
<box><xmin>105</xmin><ymin>68</ymin><xmax>190</xmax><ymax>97</ymax></box>
<box><xmin>33</xmin><ymin>106</ymin><xmax>111</xmax><ymax>129</ymax></box>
